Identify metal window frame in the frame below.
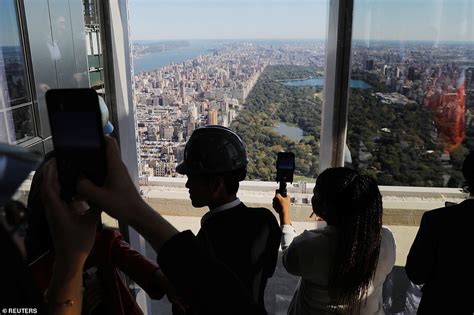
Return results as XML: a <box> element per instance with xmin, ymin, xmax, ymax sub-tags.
<box><xmin>320</xmin><ymin>0</ymin><xmax>354</xmax><ymax>171</ymax></box>
<box><xmin>0</xmin><ymin>0</ymin><xmax>41</xmax><ymax>147</ymax></box>
<box><xmin>100</xmin><ymin>1</ymin><xmax>151</xmax><ymax>314</ymax></box>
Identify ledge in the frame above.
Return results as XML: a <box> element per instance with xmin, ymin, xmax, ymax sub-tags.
<box><xmin>14</xmin><ymin>176</ymin><xmax>468</xmax><ymax>227</ymax></box>
<box><xmin>141</xmin><ymin>177</ymin><xmax>467</xmax><ymax>226</ymax></box>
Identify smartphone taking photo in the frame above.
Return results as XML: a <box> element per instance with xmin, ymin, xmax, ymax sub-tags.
<box><xmin>276</xmin><ymin>152</ymin><xmax>295</xmax><ymax>197</ymax></box>
<box><xmin>45</xmin><ymin>88</ymin><xmax>107</xmax><ymax>201</ymax></box>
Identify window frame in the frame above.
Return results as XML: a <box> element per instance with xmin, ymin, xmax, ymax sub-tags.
<box><xmin>320</xmin><ymin>0</ymin><xmax>355</xmax><ymax>171</ymax></box>
<box><xmin>0</xmin><ymin>0</ymin><xmax>40</xmax><ymax>147</ymax></box>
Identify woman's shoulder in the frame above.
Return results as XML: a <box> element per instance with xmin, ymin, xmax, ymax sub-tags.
<box><xmin>292</xmin><ymin>226</ymin><xmax>339</xmax><ymax>247</ymax></box>
<box><xmin>378</xmin><ymin>226</ymin><xmax>396</xmax><ymax>269</ymax></box>
<box><xmin>381</xmin><ymin>226</ymin><xmax>395</xmax><ymax>241</ymax></box>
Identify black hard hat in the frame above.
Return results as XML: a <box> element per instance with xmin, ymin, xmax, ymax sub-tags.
<box><xmin>176</xmin><ymin>125</ymin><xmax>248</xmax><ymax>176</ymax></box>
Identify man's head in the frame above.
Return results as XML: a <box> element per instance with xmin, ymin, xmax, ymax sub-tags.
<box><xmin>462</xmin><ymin>151</ymin><xmax>474</xmax><ymax>194</ymax></box>
<box><xmin>176</xmin><ymin>126</ymin><xmax>248</xmax><ymax>208</ymax></box>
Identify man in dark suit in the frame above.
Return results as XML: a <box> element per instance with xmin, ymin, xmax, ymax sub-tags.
<box><xmin>176</xmin><ymin>125</ymin><xmax>281</xmax><ymax>313</ymax></box>
<box><xmin>405</xmin><ymin>151</ymin><xmax>474</xmax><ymax>314</ymax></box>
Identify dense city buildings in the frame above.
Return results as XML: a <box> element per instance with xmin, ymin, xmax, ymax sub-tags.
<box><xmin>133</xmin><ymin>39</ymin><xmax>474</xmax><ymax>186</ymax></box>
<box><xmin>134</xmin><ymin>41</ymin><xmax>325</xmax><ymax>178</ymax></box>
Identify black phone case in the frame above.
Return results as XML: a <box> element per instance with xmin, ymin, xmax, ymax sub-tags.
<box><xmin>45</xmin><ymin>88</ymin><xmax>106</xmax><ymax>201</ymax></box>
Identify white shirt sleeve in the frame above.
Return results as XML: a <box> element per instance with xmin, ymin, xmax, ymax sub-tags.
<box><xmin>281</xmin><ymin>224</ymin><xmax>297</xmax><ymax>250</ymax></box>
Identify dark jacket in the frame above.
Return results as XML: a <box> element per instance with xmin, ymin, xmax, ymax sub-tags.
<box><xmin>405</xmin><ymin>199</ymin><xmax>474</xmax><ymax>314</ymax></box>
<box><xmin>197</xmin><ymin>203</ymin><xmax>281</xmax><ymax>310</ymax></box>
<box><xmin>158</xmin><ymin>230</ymin><xmax>266</xmax><ymax>315</ymax></box>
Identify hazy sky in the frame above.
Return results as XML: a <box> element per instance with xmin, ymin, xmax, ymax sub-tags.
<box><xmin>129</xmin><ymin>0</ymin><xmax>473</xmax><ymax>42</ymax></box>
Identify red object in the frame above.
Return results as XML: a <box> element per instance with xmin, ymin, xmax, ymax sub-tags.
<box><xmin>424</xmin><ymin>73</ymin><xmax>466</xmax><ymax>153</ymax></box>
<box><xmin>29</xmin><ymin>228</ymin><xmax>162</xmax><ymax>315</ymax></box>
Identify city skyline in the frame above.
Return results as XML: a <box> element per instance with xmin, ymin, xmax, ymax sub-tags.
<box><xmin>129</xmin><ymin>0</ymin><xmax>473</xmax><ymax>42</ymax></box>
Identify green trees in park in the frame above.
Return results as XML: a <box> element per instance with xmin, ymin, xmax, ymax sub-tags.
<box><xmin>232</xmin><ymin>65</ymin><xmax>321</xmax><ymax>181</ymax></box>
<box><xmin>233</xmin><ymin>65</ymin><xmax>468</xmax><ymax>188</ymax></box>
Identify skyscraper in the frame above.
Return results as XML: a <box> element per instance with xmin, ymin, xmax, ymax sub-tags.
<box><xmin>207</xmin><ymin>109</ymin><xmax>218</xmax><ymax>125</ymax></box>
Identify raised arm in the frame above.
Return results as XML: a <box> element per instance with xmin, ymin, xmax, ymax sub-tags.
<box><xmin>272</xmin><ymin>191</ymin><xmax>296</xmax><ymax>249</ymax></box>
<box><xmin>42</xmin><ymin>160</ymin><xmax>100</xmax><ymax>315</ymax></box>
<box><xmin>76</xmin><ymin>136</ymin><xmax>179</xmax><ymax>254</ymax></box>
<box><xmin>76</xmin><ymin>136</ymin><xmax>262</xmax><ymax>314</ymax></box>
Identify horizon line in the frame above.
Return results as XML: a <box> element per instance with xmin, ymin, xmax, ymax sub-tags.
<box><xmin>132</xmin><ymin>38</ymin><xmax>474</xmax><ymax>43</ymax></box>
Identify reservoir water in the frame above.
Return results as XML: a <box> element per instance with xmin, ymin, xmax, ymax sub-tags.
<box><xmin>274</xmin><ymin>122</ymin><xmax>304</xmax><ymax>141</ymax></box>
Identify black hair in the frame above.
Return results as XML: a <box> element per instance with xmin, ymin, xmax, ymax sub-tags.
<box><xmin>314</xmin><ymin>167</ymin><xmax>382</xmax><ymax>314</ymax></box>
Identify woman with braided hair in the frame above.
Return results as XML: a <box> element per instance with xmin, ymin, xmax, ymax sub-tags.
<box><xmin>273</xmin><ymin>167</ymin><xmax>396</xmax><ymax>314</ymax></box>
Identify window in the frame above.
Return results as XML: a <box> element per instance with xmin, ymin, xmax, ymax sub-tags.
<box><xmin>83</xmin><ymin>0</ymin><xmax>105</xmax><ymax>94</ymax></box>
<box><xmin>130</xmin><ymin>0</ymin><xmax>328</xmax><ymax>182</ymax></box>
<box><xmin>347</xmin><ymin>0</ymin><xmax>474</xmax><ymax>187</ymax></box>
<box><xmin>0</xmin><ymin>0</ymin><xmax>36</xmax><ymax>144</ymax></box>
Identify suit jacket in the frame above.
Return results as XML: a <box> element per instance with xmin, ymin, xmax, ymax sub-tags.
<box><xmin>405</xmin><ymin>199</ymin><xmax>474</xmax><ymax>314</ymax></box>
<box><xmin>197</xmin><ymin>202</ymin><xmax>281</xmax><ymax>311</ymax></box>
<box><xmin>158</xmin><ymin>230</ymin><xmax>266</xmax><ymax>315</ymax></box>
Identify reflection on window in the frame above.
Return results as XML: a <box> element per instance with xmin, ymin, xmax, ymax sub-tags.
<box><xmin>0</xmin><ymin>0</ymin><xmax>36</xmax><ymax>144</ymax></box>
<box><xmin>348</xmin><ymin>0</ymin><xmax>474</xmax><ymax>187</ymax></box>
<box><xmin>11</xmin><ymin>105</ymin><xmax>35</xmax><ymax>143</ymax></box>
<box><xmin>130</xmin><ymin>0</ymin><xmax>328</xmax><ymax>182</ymax></box>
<box><xmin>83</xmin><ymin>0</ymin><xmax>105</xmax><ymax>94</ymax></box>
<box><xmin>0</xmin><ymin>0</ymin><xmax>29</xmax><ymax>107</ymax></box>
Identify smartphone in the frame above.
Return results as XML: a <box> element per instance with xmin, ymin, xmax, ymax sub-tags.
<box><xmin>276</xmin><ymin>152</ymin><xmax>295</xmax><ymax>183</ymax></box>
<box><xmin>45</xmin><ymin>88</ymin><xmax>106</xmax><ymax>201</ymax></box>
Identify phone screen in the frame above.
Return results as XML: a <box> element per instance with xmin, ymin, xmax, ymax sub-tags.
<box><xmin>49</xmin><ymin>112</ymin><xmax>102</xmax><ymax>151</ymax></box>
<box><xmin>46</xmin><ymin>89</ymin><xmax>106</xmax><ymax>201</ymax></box>
<box><xmin>277</xmin><ymin>152</ymin><xmax>295</xmax><ymax>171</ymax></box>
<box><xmin>276</xmin><ymin>152</ymin><xmax>295</xmax><ymax>183</ymax></box>
<box><xmin>277</xmin><ymin>157</ymin><xmax>295</xmax><ymax>170</ymax></box>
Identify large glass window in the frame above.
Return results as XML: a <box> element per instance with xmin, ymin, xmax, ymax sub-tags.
<box><xmin>130</xmin><ymin>0</ymin><xmax>328</xmax><ymax>182</ymax></box>
<box><xmin>0</xmin><ymin>0</ymin><xmax>36</xmax><ymax>144</ymax></box>
<box><xmin>348</xmin><ymin>0</ymin><xmax>474</xmax><ymax>187</ymax></box>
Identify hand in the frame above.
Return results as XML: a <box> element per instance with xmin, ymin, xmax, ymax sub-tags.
<box><xmin>77</xmin><ymin>136</ymin><xmax>144</xmax><ymax>223</ymax></box>
<box><xmin>42</xmin><ymin>159</ymin><xmax>100</xmax><ymax>265</ymax></box>
<box><xmin>273</xmin><ymin>191</ymin><xmax>292</xmax><ymax>225</ymax></box>
<box><xmin>272</xmin><ymin>191</ymin><xmax>291</xmax><ymax>216</ymax></box>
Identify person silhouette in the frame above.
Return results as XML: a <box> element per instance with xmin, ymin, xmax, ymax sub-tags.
<box><xmin>273</xmin><ymin>167</ymin><xmax>396</xmax><ymax>315</ymax></box>
<box><xmin>406</xmin><ymin>151</ymin><xmax>474</xmax><ymax>314</ymax></box>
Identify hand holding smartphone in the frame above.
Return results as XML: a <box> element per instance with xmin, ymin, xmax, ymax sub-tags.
<box><xmin>45</xmin><ymin>88</ymin><xmax>107</xmax><ymax>201</ymax></box>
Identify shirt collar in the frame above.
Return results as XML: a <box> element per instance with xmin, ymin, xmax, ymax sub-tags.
<box><xmin>201</xmin><ymin>198</ymin><xmax>241</xmax><ymax>226</ymax></box>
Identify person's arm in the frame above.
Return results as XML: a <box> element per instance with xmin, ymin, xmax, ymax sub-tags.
<box><xmin>110</xmin><ymin>234</ymin><xmax>187</xmax><ymax>309</ymax></box>
<box><xmin>42</xmin><ymin>160</ymin><xmax>100</xmax><ymax>315</ymax></box>
<box><xmin>273</xmin><ymin>192</ymin><xmax>305</xmax><ymax>276</ymax></box>
<box><xmin>76</xmin><ymin>137</ymin><xmax>178</xmax><ymax>255</ymax></box>
<box><xmin>405</xmin><ymin>212</ymin><xmax>435</xmax><ymax>285</ymax></box>
<box><xmin>45</xmin><ymin>260</ymin><xmax>85</xmax><ymax>315</ymax></box>
<box><xmin>77</xmin><ymin>137</ymin><xmax>262</xmax><ymax>314</ymax></box>
<box><xmin>109</xmin><ymin>230</ymin><xmax>166</xmax><ymax>300</ymax></box>
<box><xmin>272</xmin><ymin>192</ymin><xmax>296</xmax><ymax>249</ymax></box>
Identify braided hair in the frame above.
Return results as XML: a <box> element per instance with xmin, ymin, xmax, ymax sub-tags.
<box><xmin>313</xmin><ymin>167</ymin><xmax>383</xmax><ymax>314</ymax></box>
